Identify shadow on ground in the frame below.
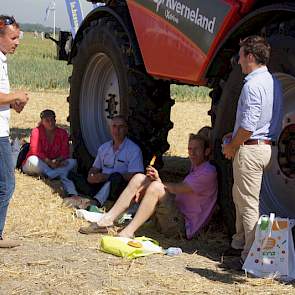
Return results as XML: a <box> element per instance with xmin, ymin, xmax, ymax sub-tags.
<box><xmin>186</xmin><ymin>266</ymin><xmax>247</xmax><ymax>284</ymax></box>
<box><xmin>42</xmin><ymin>178</ymin><xmax>67</xmax><ymax>198</ymax></box>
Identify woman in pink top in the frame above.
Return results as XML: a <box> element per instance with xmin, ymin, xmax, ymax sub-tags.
<box><xmin>22</xmin><ymin>109</ymin><xmax>77</xmax><ymax>196</ymax></box>
<box><xmin>79</xmin><ymin>133</ymin><xmax>218</xmax><ymax>239</ymax></box>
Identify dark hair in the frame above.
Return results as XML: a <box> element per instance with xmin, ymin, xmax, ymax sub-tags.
<box><xmin>0</xmin><ymin>15</ymin><xmax>19</xmax><ymax>36</ymax></box>
<box><xmin>239</xmin><ymin>35</ymin><xmax>271</xmax><ymax>65</ymax></box>
<box><xmin>40</xmin><ymin>109</ymin><xmax>56</xmax><ymax>119</ymax></box>
<box><xmin>189</xmin><ymin>133</ymin><xmax>209</xmax><ymax>150</ymax></box>
<box><xmin>197</xmin><ymin>126</ymin><xmax>212</xmax><ymax>142</ymax></box>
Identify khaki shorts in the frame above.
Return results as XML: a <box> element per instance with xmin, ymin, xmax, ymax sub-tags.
<box><xmin>152</xmin><ymin>195</ymin><xmax>186</xmax><ymax>239</ymax></box>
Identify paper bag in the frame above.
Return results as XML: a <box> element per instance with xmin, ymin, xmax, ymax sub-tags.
<box><xmin>243</xmin><ymin>213</ymin><xmax>295</xmax><ymax>281</ymax></box>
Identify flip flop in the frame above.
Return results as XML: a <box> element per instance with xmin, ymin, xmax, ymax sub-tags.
<box><xmin>79</xmin><ymin>223</ymin><xmax>119</xmax><ymax>235</ymax></box>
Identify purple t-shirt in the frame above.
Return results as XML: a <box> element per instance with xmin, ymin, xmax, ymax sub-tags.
<box><xmin>175</xmin><ymin>161</ymin><xmax>217</xmax><ymax>239</ymax></box>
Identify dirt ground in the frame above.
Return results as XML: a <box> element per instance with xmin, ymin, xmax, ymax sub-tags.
<box><xmin>1</xmin><ymin>92</ymin><xmax>294</xmax><ymax>294</ymax></box>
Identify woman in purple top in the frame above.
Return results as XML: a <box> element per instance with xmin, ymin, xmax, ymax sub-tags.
<box><xmin>79</xmin><ymin>134</ymin><xmax>218</xmax><ymax>239</ymax></box>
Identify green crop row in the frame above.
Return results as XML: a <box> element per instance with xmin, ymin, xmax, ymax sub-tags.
<box><xmin>8</xmin><ymin>33</ymin><xmax>210</xmax><ymax>102</ymax></box>
<box><xmin>8</xmin><ymin>33</ymin><xmax>71</xmax><ymax>91</ymax></box>
<box><xmin>171</xmin><ymin>84</ymin><xmax>210</xmax><ymax>102</ymax></box>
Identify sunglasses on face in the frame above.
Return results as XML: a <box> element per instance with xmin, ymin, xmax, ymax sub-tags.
<box><xmin>0</xmin><ymin>17</ymin><xmax>16</xmax><ymax>28</ymax></box>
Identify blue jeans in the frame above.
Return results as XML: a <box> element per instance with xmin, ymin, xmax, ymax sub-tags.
<box><xmin>0</xmin><ymin>137</ymin><xmax>15</xmax><ymax>238</ymax></box>
<box><xmin>22</xmin><ymin>156</ymin><xmax>77</xmax><ymax>195</ymax></box>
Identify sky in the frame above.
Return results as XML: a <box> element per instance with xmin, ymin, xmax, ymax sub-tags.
<box><xmin>1</xmin><ymin>0</ymin><xmax>94</xmax><ymax>30</ymax></box>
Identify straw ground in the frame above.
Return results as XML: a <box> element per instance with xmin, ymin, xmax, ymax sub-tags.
<box><xmin>0</xmin><ymin>92</ymin><xmax>294</xmax><ymax>294</ymax></box>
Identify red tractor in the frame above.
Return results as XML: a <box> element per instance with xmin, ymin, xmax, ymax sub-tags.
<box><xmin>60</xmin><ymin>0</ymin><xmax>295</xmax><ymax>234</ymax></box>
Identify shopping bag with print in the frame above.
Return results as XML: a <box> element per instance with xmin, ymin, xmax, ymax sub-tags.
<box><xmin>243</xmin><ymin>213</ymin><xmax>295</xmax><ymax>281</ymax></box>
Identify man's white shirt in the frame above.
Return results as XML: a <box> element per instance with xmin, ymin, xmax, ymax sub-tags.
<box><xmin>0</xmin><ymin>51</ymin><xmax>10</xmax><ymax>137</ymax></box>
<box><xmin>93</xmin><ymin>137</ymin><xmax>144</xmax><ymax>174</ymax></box>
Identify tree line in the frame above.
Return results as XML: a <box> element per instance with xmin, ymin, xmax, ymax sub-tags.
<box><xmin>19</xmin><ymin>23</ymin><xmax>61</xmax><ymax>33</ymax></box>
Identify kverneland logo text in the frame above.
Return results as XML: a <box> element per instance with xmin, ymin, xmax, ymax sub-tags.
<box><xmin>153</xmin><ymin>0</ymin><xmax>216</xmax><ymax>34</ymax></box>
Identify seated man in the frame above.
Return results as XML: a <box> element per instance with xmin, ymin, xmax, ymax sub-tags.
<box><xmin>79</xmin><ymin>133</ymin><xmax>218</xmax><ymax>239</ymax></box>
<box><xmin>64</xmin><ymin>115</ymin><xmax>144</xmax><ymax>208</ymax></box>
<box><xmin>22</xmin><ymin>109</ymin><xmax>77</xmax><ymax>195</ymax></box>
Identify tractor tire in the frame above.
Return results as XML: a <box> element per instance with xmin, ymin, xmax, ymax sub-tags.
<box><xmin>259</xmin><ymin>33</ymin><xmax>295</xmax><ymax>219</ymax></box>
<box><xmin>212</xmin><ymin>65</ymin><xmax>244</xmax><ymax>237</ymax></box>
<box><xmin>212</xmin><ymin>28</ymin><xmax>295</xmax><ymax>237</ymax></box>
<box><xmin>69</xmin><ymin>17</ymin><xmax>173</xmax><ymax>173</ymax></box>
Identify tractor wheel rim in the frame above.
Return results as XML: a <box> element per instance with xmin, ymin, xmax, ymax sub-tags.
<box><xmin>80</xmin><ymin>53</ymin><xmax>120</xmax><ymax>157</ymax></box>
<box><xmin>260</xmin><ymin>73</ymin><xmax>295</xmax><ymax>216</ymax></box>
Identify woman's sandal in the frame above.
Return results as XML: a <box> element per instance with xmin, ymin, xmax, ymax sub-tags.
<box><xmin>79</xmin><ymin>223</ymin><xmax>123</xmax><ymax>235</ymax></box>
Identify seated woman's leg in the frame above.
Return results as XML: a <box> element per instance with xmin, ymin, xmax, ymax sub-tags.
<box><xmin>46</xmin><ymin>158</ymin><xmax>77</xmax><ymax>179</ymax></box>
<box><xmin>64</xmin><ymin>158</ymin><xmax>77</xmax><ymax>172</ymax></box>
<box><xmin>118</xmin><ymin>180</ymin><xmax>168</xmax><ymax>238</ymax></box>
<box><xmin>60</xmin><ymin>175</ymin><xmax>79</xmax><ymax>196</ymax></box>
<box><xmin>97</xmin><ymin>173</ymin><xmax>150</xmax><ymax>227</ymax></box>
<box><xmin>22</xmin><ymin>156</ymin><xmax>51</xmax><ymax>176</ymax></box>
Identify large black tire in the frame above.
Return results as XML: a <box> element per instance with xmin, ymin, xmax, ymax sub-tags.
<box><xmin>212</xmin><ymin>65</ymin><xmax>244</xmax><ymax>237</ymax></box>
<box><xmin>69</xmin><ymin>17</ymin><xmax>173</xmax><ymax>173</ymax></box>
<box><xmin>212</xmin><ymin>25</ymin><xmax>295</xmax><ymax>237</ymax></box>
<box><xmin>259</xmin><ymin>33</ymin><xmax>295</xmax><ymax>219</ymax></box>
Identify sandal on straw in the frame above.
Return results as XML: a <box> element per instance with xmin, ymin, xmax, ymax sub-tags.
<box><xmin>79</xmin><ymin>222</ymin><xmax>123</xmax><ymax>235</ymax></box>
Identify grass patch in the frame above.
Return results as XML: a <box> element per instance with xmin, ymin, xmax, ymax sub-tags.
<box><xmin>8</xmin><ymin>33</ymin><xmax>72</xmax><ymax>91</ymax></box>
<box><xmin>171</xmin><ymin>84</ymin><xmax>210</xmax><ymax>102</ymax></box>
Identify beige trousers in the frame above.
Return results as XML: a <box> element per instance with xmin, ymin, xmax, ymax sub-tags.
<box><xmin>231</xmin><ymin>144</ymin><xmax>272</xmax><ymax>260</ymax></box>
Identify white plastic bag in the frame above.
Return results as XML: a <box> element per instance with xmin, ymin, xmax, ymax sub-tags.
<box><xmin>243</xmin><ymin>213</ymin><xmax>295</xmax><ymax>281</ymax></box>
<box><xmin>75</xmin><ymin>209</ymin><xmax>104</xmax><ymax>223</ymax></box>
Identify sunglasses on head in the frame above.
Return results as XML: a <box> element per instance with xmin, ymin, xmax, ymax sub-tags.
<box><xmin>0</xmin><ymin>16</ymin><xmax>16</xmax><ymax>28</ymax></box>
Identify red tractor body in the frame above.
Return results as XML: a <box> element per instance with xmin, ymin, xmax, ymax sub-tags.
<box><xmin>127</xmin><ymin>0</ymin><xmax>255</xmax><ymax>84</ymax></box>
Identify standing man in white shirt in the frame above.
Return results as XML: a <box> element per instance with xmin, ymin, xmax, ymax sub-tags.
<box><xmin>222</xmin><ymin>36</ymin><xmax>283</xmax><ymax>265</ymax></box>
<box><xmin>0</xmin><ymin>15</ymin><xmax>29</xmax><ymax>248</ymax></box>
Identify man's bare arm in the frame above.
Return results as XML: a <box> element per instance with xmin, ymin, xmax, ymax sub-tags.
<box><xmin>164</xmin><ymin>182</ymin><xmax>193</xmax><ymax>194</ymax></box>
<box><xmin>223</xmin><ymin>128</ymin><xmax>252</xmax><ymax>159</ymax></box>
<box><xmin>10</xmin><ymin>101</ymin><xmax>25</xmax><ymax>113</ymax></box>
<box><xmin>231</xmin><ymin>128</ymin><xmax>253</xmax><ymax>148</ymax></box>
<box><xmin>87</xmin><ymin>167</ymin><xmax>109</xmax><ymax>184</ymax></box>
<box><xmin>0</xmin><ymin>91</ymin><xmax>29</xmax><ymax>106</ymax></box>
